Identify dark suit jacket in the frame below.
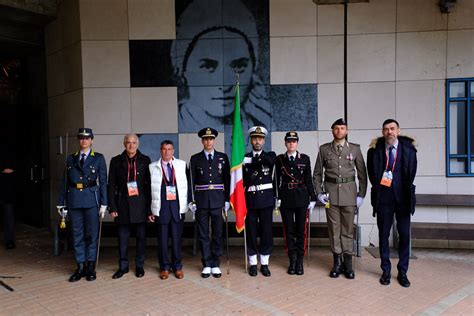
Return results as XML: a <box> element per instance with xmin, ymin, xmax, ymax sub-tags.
<box><xmin>190</xmin><ymin>150</ymin><xmax>230</xmax><ymax>209</ymax></box>
<box><xmin>276</xmin><ymin>151</ymin><xmax>316</xmax><ymax>208</ymax></box>
<box><xmin>107</xmin><ymin>150</ymin><xmax>151</xmax><ymax>224</ymax></box>
<box><xmin>243</xmin><ymin>150</ymin><xmax>276</xmax><ymax>209</ymax></box>
<box><xmin>367</xmin><ymin>136</ymin><xmax>417</xmax><ymax>216</ymax></box>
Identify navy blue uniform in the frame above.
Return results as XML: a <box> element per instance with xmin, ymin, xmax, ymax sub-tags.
<box><xmin>58</xmin><ymin>151</ymin><xmax>107</xmax><ymax>263</ymax></box>
<box><xmin>243</xmin><ymin>151</ymin><xmax>276</xmax><ymax>259</ymax></box>
<box><xmin>190</xmin><ymin>150</ymin><xmax>230</xmax><ymax>268</ymax></box>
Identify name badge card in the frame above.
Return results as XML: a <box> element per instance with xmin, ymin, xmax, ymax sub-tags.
<box><xmin>127</xmin><ymin>181</ymin><xmax>139</xmax><ymax>196</ymax></box>
<box><xmin>380</xmin><ymin>171</ymin><xmax>392</xmax><ymax>187</ymax></box>
<box><xmin>166</xmin><ymin>186</ymin><xmax>177</xmax><ymax>200</ymax></box>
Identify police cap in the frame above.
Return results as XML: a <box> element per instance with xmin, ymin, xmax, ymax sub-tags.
<box><xmin>77</xmin><ymin>128</ymin><xmax>94</xmax><ymax>139</ymax></box>
<box><xmin>284</xmin><ymin>131</ymin><xmax>299</xmax><ymax>142</ymax></box>
<box><xmin>198</xmin><ymin>127</ymin><xmax>218</xmax><ymax>139</ymax></box>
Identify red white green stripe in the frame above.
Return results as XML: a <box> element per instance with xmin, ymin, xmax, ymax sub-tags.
<box><xmin>229</xmin><ymin>83</ymin><xmax>247</xmax><ymax>233</ymax></box>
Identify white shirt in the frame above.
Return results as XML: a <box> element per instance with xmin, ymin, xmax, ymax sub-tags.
<box><xmin>204</xmin><ymin>149</ymin><xmax>215</xmax><ymax>161</ymax></box>
<box><xmin>79</xmin><ymin>149</ymin><xmax>91</xmax><ymax>160</ymax></box>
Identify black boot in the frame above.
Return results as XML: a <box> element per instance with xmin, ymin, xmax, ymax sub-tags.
<box><xmin>343</xmin><ymin>253</ymin><xmax>355</xmax><ymax>279</ymax></box>
<box><xmin>296</xmin><ymin>257</ymin><xmax>304</xmax><ymax>275</ymax></box>
<box><xmin>86</xmin><ymin>261</ymin><xmax>97</xmax><ymax>281</ymax></box>
<box><xmin>287</xmin><ymin>255</ymin><xmax>296</xmax><ymax>275</ymax></box>
<box><xmin>69</xmin><ymin>263</ymin><xmax>86</xmax><ymax>282</ymax></box>
<box><xmin>329</xmin><ymin>253</ymin><xmax>343</xmax><ymax>278</ymax></box>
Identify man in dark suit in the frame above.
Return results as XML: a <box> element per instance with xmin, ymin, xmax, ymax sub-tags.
<box><xmin>242</xmin><ymin>126</ymin><xmax>276</xmax><ymax>277</ymax></box>
<box><xmin>57</xmin><ymin>128</ymin><xmax>108</xmax><ymax>282</ymax></box>
<box><xmin>148</xmin><ymin>140</ymin><xmax>189</xmax><ymax>280</ymax></box>
<box><xmin>0</xmin><ymin>146</ymin><xmax>16</xmax><ymax>249</ymax></box>
<box><xmin>367</xmin><ymin>119</ymin><xmax>417</xmax><ymax>288</ymax></box>
<box><xmin>276</xmin><ymin>132</ymin><xmax>317</xmax><ymax>276</ymax></box>
<box><xmin>108</xmin><ymin>134</ymin><xmax>151</xmax><ymax>279</ymax></box>
<box><xmin>189</xmin><ymin>127</ymin><xmax>230</xmax><ymax>278</ymax></box>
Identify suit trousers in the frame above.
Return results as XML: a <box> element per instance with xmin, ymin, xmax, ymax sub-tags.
<box><xmin>281</xmin><ymin>206</ymin><xmax>308</xmax><ymax>259</ymax></box>
<box><xmin>2</xmin><ymin>203</ymin><xmax>15</xmax><ymax>242</ymax></box>
<box><xmin>245</xmin><ymin>206</ymin><xmax>273</xmax><ymax>257</ymax></box>
<box><xmin>69</xmin><ymin>207</ymin><xmax>99</xmax><ymax>263</ymax></box>
<box><xmin>197</xmin><ymin>207</ymin><xmax>223</xmax><ymax>268</ymax></box>
<box><xmin>377</xmin><ymin>198</ymin><xmax>411</xmax><ymax>274</ymax></box>
<box><xmin>326</xmin><ymin>205</ymin><xmax>355</xmax><ymax>254</ymax></box>
<box><xmin>156</xmin><ymin>217</ymin><xmax>184</xmax><ymax>271</ymax></box>
<box><xmin>116</xmin><ymin>223</ymin><xmax>146</xmax><ymax>270</ymax></box>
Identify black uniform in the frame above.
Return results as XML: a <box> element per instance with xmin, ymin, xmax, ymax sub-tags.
<box><xmin>243</xmin><ymin>151</ymin><xmax>276</xmax><ymax>260</ymax></box>
<box><xmin>276</xmin><ymin>152</ymin><xmax>316</xmax><ymax>262</ymax></box>
<box><xmin>190</xmin><ymin>150</ymin><xmax>230</xmax><ymax>268</ymax></box>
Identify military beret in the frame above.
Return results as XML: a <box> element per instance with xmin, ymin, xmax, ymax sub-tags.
<box><xmin>198</xmin><ymin>127</ymin><xmax>218</xmax><ymax>138</ymax></box>
<box><xmin>248</xmin><ymin>126</ymin><xmax>268</xmax><ymax>138</ymax></box>
<box><xmin>284</xmin><ymin>131</ymin><xmax>299</xmax><ymax>142</ymax></box>
<box><xmin>77</xmin><ymin>128</ymin><xmax>94</xmax><ymax>139</ymax></box>
<box><xmin>331</xmin><ymin>118</ymin><xmax>347</xmax><ymax>129</ymax></box>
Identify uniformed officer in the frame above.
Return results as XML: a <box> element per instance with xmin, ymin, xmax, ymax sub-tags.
<box><xmin>276</xmin><ymin>132</ymin><xmax>317</xmax><ymax>276</ymax></box>
<box><xmin>57</xmin><ymin>128</ymin><xmax>108</xmax><ymax>282</ymax></box>
<box><xmin>242</xmin><ymin>126</ymin><xmax>276</xmax><ymax>277</ymax></box>
<box><xmin>189</xmin><ymin>127</ymin><xmax>231</xmax><ymax>278</ymax></box>
<box><xmin>313</xmin><ymin>118</ymin><xmax>367</xmax><ymax>279</ymax></box>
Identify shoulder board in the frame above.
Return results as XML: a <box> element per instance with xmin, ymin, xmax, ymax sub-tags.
<box><xmin>349</xmin><ymin>142</ymin><xmax>360</xmax><ymax>147</ymax></box>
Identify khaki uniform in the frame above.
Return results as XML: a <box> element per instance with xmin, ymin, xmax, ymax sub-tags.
<box><xmin>313</xmin><ymin>141</ymin><xmax>367</xmax><ymax>254</ymax></box>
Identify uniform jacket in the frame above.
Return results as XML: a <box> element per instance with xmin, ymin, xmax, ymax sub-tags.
<box><xmin>313</xmin><ymin>141</ymin><xmax>367</xmax><ymax>206</ymax></box>
<box><xmin>107</xmin><ymin>150</ymin><xmax>151</xmax><ymax>224</ymax></box>
<box><xmin>58</xmin><ymin>150</ymin><xmax>108</xmax><ymax>209</ymax></box>
<box><xmin>190</xmin><ymin>150</ymin><xmax>230</xmax><ymax>209</ymax></box>
<box><xmin>367</xmin><ymin>135</ymin><xmax>417</xmax><ymax>216</ymax></box>
<box><xmin>150</xmin><ymin>157</ymin><xmax>188</xmax><ymax>217</ymax></box>
<box><xmin>276</xmin><ymin>151</ymin><xmax>316</xmax><ymax>208</ymax></box>
<box><xmin>243</xmin><ymin>150</ymin><xmax>276</xmax><ymax>209</ymax></box>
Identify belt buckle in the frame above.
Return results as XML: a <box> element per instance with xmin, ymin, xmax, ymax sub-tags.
<box><xmin>76</xmin><ymin>183</ymin><xmax>83</xmax><ymax>189</ymax></box>
<box><xmin>256</xmin><ymin>185</ymin><xmax>261</xmax><ymax>191</ymax></box>
<box><xmin>336</xmin><ymin>178</ymin><xmax>342</xmax><ymax>184</ymax></box>
<box><xmin>209</xmin><ymin>184</ymin><xmax>214</xmax><ymax>190</ymax></box>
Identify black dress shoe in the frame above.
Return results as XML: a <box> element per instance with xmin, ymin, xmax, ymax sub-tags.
<box><xmin>6</xmin><ymin>241</ymin><xmax>15</xmax><ymax>250</ymax></box>
<box><xmin>296</xmin><ymin>260</ymin><xmax>304</xmax><ymax>276</ymax></box>
<box><xmin>69</xmin><ymin>263</ymin><xmax>86</xmax><ymax>282</ymax></box>
<box><xmin>287</xmin><ymin>258</ymin><xmax>296</xmax><ymax>275</ymax></box>
<box><xmin>379</xmin><ymin>272</ymin><xmax>391</xmax><ymax>285</ymax></box>
<box><xmin>260</xmin><ymin>265</ymin><xmax>271</xmax><ymax>277</ymax></box>
<box><xmin>248</xmin><ymin>265</ymin><xmax>257</xmax><ymax>277</ymax></box>
<box><xmin>135</xmin><ymin>267</ymin><xmax>145</xmax><ymax>278</ymax></box>
<box><xmin>397</xmin><ymin>273</ymin><xmax>411</xmax><ymax>288</ymax></box>
<box><xmin>86</xmin><ymin>261</ymin><xmax>96</xmax><ymax>281</ymax></box>
<box><xmin>112</xmin><ymin>268</ymin><xmax>129</xmax><ymax>279</ymax></box>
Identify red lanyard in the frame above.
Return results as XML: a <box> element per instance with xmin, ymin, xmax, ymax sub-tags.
<box><xmin>162</xmin><ymin>163</ymin><xmax>175</xmax><ymax>186</ymax></box>
<box><xmin>385</xmin><ymin>146</ymin><xmax>398</xmax><ymax>172</ymax></box>
<box><xmin>127</xmin><ymin>159</ymin><xmax>137</xmax><ymax>182</ymax></box>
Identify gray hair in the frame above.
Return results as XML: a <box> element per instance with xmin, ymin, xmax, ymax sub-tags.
<box><xmin>123</xmin><ymin>134</ymin><xmax>139</xmax><ymax>145</ymax></box>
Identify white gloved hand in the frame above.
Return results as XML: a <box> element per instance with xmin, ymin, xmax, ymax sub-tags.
<box><xmin>99</xmin><ymin>205</ymin><xmax>107</xmax><ymax>219</ymax></box>
<box><xmin>56</xmin><ymin>206</ymin><xmax>66</xmax><ymax>216</ymax></box>
<box><xmin>317</xmin><ymin>193</ymin><xmax>329</xmax><ymax>205</ymax></box>
<box><xmin>275</xmin><ymin>199</ymin><xmax>281</xmax><ymax>208</ymax></box>
<box><xmin>242</xmin><ymin>157</ymin><xmax>252</xmax><ymax>165</ymax></box>
<box><xmin>356</xmin><ymin>197</ymin><xmax>364</xmax><ymax>208</ymax></box>
<box><xmin>188</xmin><ymin>201</ymin><xmax>197</xmax><ymax>213</ymax></box>
<box><xmin>307</xmin><ymin>201</ymin><xmax>316</xmax><ymax>214</ymax></box>
<box><xmin>224</xmin><ymin>202</ymin><xmax>231</xmax><ymax>216</ymax></box>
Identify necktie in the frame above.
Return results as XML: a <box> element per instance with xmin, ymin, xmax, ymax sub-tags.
<box><xmin>254</xmin><ymin>153</ymin><xmax>259</xmax><ymax>159</ymax></box>
<box><xmin>290</xmin><ymin>156</ymin><xmax>295</xmax><ymax>162</ymax></box>
<box><xmin>80</xmin><ymin>153</ymin><xmax>86</xmax><ymax>167</ymax></box>
<box><xmin>387</xmin><ymin>146</ymin><xmax>395</xmax><ymax>171</ymax></box>
<box><xmin>167</xmin><ymin>163</ymin><xmax>173</xmax><ymax>181</ymax></box>
<box><xmin>337</xmin><ymin>144</ymin><xmax>342</xmax><ymax>154</ymax></box>
<box><xmin>208</xmin><ymin>153</ymin><xmax>213</xmax><ymax>164</ymax></box>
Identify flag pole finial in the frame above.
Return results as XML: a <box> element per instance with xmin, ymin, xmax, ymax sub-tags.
<box><xmin>235</xmin><ymin>72</ymin><xmax>239</xmax><ymax>85</ymax></box>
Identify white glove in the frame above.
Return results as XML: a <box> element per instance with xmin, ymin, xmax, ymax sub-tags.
<box><xmin>99</xmin><ymin>205</ymin><xmax>107</xmax><ymax>219</ymax></box>
<box><xmin>275</xmin><ymin>199</ymin><xmax>281</xmax><ymax>208</ymax></box>
<box><xmin>188</xmin><ymin>201</ymin><xmax>197</xmax><ymax>213</ymax></box>
<box><xmin>318</xmin><ymin>193</ymin><xmax>329</xmax><ymax>205</ymax></box>
<box><xmin>307</xmin><ymin>201</ymin><xmax>316</xmax><ymax>214</ymax></box>
<box><xmin>224</xmin><ymin>202</ymin><xmax>231</xmax><ymax>216</ymax></box>
<box><xmin>56</xmin><ymin>206</ymin><xmax>66</xmax><ymax>216</ymax></box>
<box><xmin>242</xmin><ymin>157</ymin><xmax>252</xmax><ymax>165</ymax></box>
<box><xmin>356</xmin><ymin>197</ymin><xmax>364</xmax><ymax>209</ymax></box>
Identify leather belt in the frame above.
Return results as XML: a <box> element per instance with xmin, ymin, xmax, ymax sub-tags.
<box><xmin>282</xmin><ymin>182</ymin><xmax>305</xmax><ymax>189</ymax></box>
<box><xmin>195</xmin><ymin>184</ymin><xmax>224</xmax><ymax>191</ymax></box>
<box><xmin>69</xmin><ymin>182</ymin><xmax>96</xmax><ymax>189</ymax></box>
<box><xmin>325</xmin><ymin>176</ymin><xmax>355</xmax><ymax>184</ymax></box>
<box><xmin>247</xmin><ymin>183</ymin><xmax>273</xmax><ymax>192</ymax></box>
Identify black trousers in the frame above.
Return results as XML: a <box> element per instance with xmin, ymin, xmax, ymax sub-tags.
<box><xmin>197</xmin><ymin>207</ymin><xmax>223</xmax><ymax>268</ymax></box>
<box><xmin>245</xmin><ymin>206</ymin><xmax>273</xmax><ymax>256</ymax></box>
<box><xmin>2</xmin><ymin>203</ymin><xmax>14</xmax><ymax>242</ymax></box>
<box><xmin>116</xmin><ymin>223</ymin><xmax>146</xmax><ymax>270</ymax></box>
<box><xmin>281</xmin><ymin>206</ymin><xmax>308</xmax><ymax>259</ymax></box>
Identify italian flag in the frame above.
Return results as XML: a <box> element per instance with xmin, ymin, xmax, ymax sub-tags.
<box><xmin>229</xmin><ymin>83</ymin><xmax>247</xmax><ymax>233</ymax></box>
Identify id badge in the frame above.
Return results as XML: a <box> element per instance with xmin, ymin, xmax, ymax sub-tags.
<box><xmin>166</xmin><ymin>186</ymin><xmax>177</xmax><ymax>201</ymax></box>
<box><xmin>380</xmin><ymin>171</ymin><xmax>393</xmax><ymax>187</ymax></box>
<box><xmin>127</xmin><ymin>181</ymin><xmax>139</xmax><ymax>196</ymax></box>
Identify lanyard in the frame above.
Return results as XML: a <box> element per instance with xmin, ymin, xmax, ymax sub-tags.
<box><xmin>162</xmin><ymin>163</ymin><xmax>175</xmax><ymax>186</ymax></box>
<box><xmin>385</xmin><ymin>146</ymin><xmax>398</xmax><ymax>172</ymax></box>
<box><xmin>127</xmin><ymin>158</ymin><xmax>137</xmax><ymax>182</ymax></box>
